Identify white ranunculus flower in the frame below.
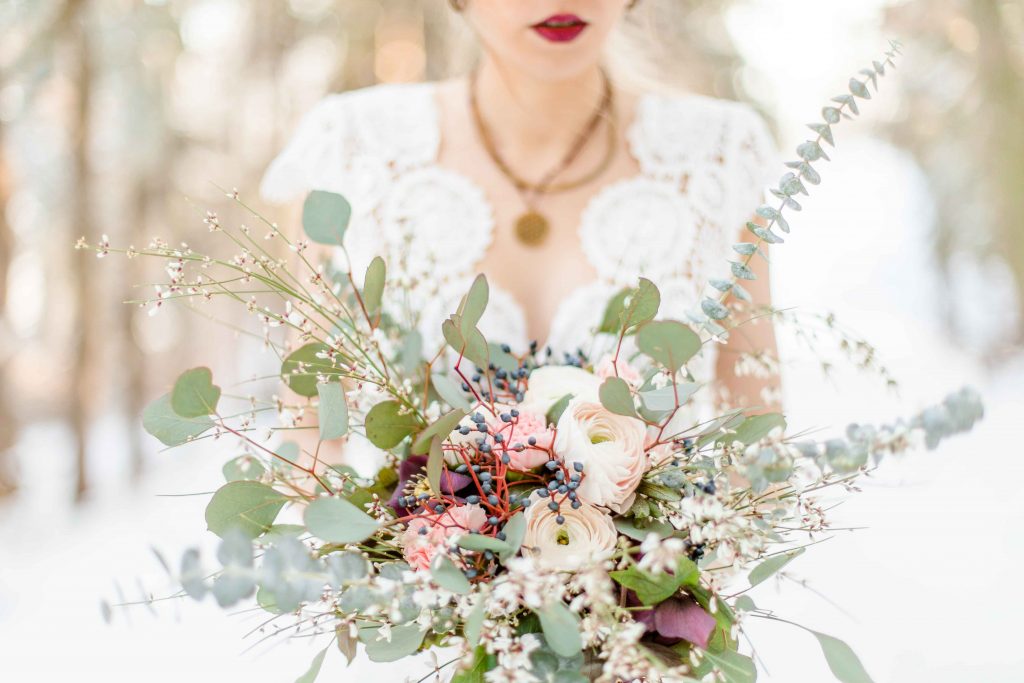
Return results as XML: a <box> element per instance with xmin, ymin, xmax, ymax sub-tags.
<box><xmin>554</xmin><ymin>399</ymin><xmax>647</xmax><ymax>513</ymax></box>
<box><xmin>521</xmin><ymin>495</ymin><xmax>617</xmax><ymax>572</ymax></box>
<box><xmin>521</xmin><ymin>366</ymin><xmax>602</xmax><ymax>415</ymax></box>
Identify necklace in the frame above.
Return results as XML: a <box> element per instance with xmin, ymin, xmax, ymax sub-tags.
<box><xmin>468</xmin><ymin>67</ymin><xmax>617</xmax><ymax>247</ymax></box>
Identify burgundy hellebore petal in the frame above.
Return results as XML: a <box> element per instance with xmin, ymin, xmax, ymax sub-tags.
<box><xmin>653</xmin><ymin>598</ymin><xmax>716</xmax><ymax>649</ymax></box>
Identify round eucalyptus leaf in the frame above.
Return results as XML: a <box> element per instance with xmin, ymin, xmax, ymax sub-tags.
<box><xmin>813</xmin><ymin>631</ymin><xmax>875</xmax><ymax>683</ymax></box>
<box><xmin>456</xmin><ymin>534</ymin><xmax>512</xmax><ymax>555</ymax></box>
<box><xmin>281</xmin><ymin>343</ymin><xmax>344</xmax><ymax>398</ymax></box>
<box><xmin>362</xmin><ymin>256</ymin><xmax>386</xmax><ymax>319</ymax></box>
<box><xmin>222</xmin><ymin>455</ymin><xmax>266</xmax><ymax>482</ymax></box>
<box><xmin>364</xmin><ymin>400</ymin><xmax>420</xmax><ymax>450</ymax></box>
<box><xmin>636</xmin><ymin>320</ymin><xmax>701</xmax><ymax>373</ymax></box>
<box><xmin>171</xmin><ymin>367</ymin><xmax>221</xmax><ymax>418</ymax></box>
<box><xmin>205</xmin><ymin>481</ymin><xmax>287</xmax><ymax>539</ymax></box>
<box><xmin>304</xmin><ymin>496</ymin><xmax>380</xmax><ymax>544</ymax></box>
<box><xmin>430</xmin><ymin>554</ymin><xmax>471</xmax><ymax>594</ymax></box>
<box><xmin>302</xmin><ymin>190</ymin><xmax>351</xmax><ymax>245</ymax></box>
<box><xmin>458</xmin><ymin>274</ymin><xmax>489</xmax><ymax>334</ymax></box>
<box><xmin>538</xmin><ymin>603</ymin><xmax>582</xmax><ymax>657</ymax></box>
<box><xmin>359</xmin><ymin>623</ymin><xmax>426</xmax><ymax>663</ymax></box>
<box><xmin>317</xmin><ymin>381</ymin><xmax>349</xmax><ymax>441</ymax></box>
<box><xmin>143</xmin><ymin>394</ymin><xmax>213</xmax><ymax>446</ymax></box>
<box><xmin>599</xmin><ymin>377</ymin><xmax>637</xmax><ymax>418</ymax></box>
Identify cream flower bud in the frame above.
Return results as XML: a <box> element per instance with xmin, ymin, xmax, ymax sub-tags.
<box><xmin>554</xmin><ymin>399</ymin><xmax>647</xmax><ymax>513</ymax></box>
<box><xmin>521</xmin><ymin>495</ymin><xmax>617</xmax><ymax>572</ymax></box>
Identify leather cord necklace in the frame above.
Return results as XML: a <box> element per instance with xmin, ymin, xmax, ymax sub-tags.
<box><xmin>468</xmin><ymin>66</ymin><xmax>617</xmax><ymax>247</ymax></box>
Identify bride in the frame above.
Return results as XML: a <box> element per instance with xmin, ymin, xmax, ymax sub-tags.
<box><xmin>258</xmin><ymin>1</ymin><xmax>779</xmax><ymax>677</ymax></box>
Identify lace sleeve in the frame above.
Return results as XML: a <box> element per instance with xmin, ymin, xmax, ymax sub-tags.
<box><xmin>258</xmin><ymin>94</ymin><xmax>353</xmax><ymax>205</ymax></box>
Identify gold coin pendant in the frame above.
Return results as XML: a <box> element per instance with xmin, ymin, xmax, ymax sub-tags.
<box><xmin>515</xmin><ymin>211</ymin><xmax>549</xmax><ymax>247</ymax></box>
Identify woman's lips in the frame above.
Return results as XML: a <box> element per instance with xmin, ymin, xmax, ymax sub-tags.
<box><xmin>531</xmin><ymin>14</ymin><xmax>588</xmax><ymax>43</ymax></box>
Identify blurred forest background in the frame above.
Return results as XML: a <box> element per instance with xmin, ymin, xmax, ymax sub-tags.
<box><xmin>0</xmin><ymin>0</ymin><xmax>1021</xmax><ymax>505</ymax></box>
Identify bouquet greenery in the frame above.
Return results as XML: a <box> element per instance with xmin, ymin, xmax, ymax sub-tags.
<box><xmin>85</xmin><ymin>42</ymin><xmax>982</xmax><ymax>683</ymax></box>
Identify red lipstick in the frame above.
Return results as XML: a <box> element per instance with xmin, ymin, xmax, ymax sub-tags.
<box><xmin>531</xmin><ymin>14</ymin><xmax>588</xmax><ymax>43</ymax></box>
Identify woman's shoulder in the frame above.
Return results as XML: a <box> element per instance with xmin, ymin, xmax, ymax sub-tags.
<box><xmin>259</xmin><ymin>81</ymin><xmax>440</xmax><ymax>204</ymax></box>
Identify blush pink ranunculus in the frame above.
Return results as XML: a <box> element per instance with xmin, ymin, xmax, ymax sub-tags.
<box><xmin>401</xmin><ymin>504</ymin><xmax>487</xmax><ymax>571</ymax></box>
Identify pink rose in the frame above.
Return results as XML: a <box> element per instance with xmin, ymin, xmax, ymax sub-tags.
<box><xmin>401</xmin><ymin>504</ymin><xmax>487</xmax><ymax>571</ymax></box>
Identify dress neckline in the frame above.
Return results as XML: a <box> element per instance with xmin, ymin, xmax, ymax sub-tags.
<box><xmin>422</xmin><ymin>79</ymin><xmax>654</xmax><ymax>349</ymax></box>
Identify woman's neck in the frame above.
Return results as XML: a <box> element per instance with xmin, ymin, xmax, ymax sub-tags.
<box><xmin>471</xmin><ymin>57</ymin><xmax>608</xmax><ymax>161</ymax></box>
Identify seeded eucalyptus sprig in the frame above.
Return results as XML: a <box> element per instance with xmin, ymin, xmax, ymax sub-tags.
<box><xmin>700</xmin><ymin>40</ymin><xmax>904</xmax><ymax>337</ymax></box>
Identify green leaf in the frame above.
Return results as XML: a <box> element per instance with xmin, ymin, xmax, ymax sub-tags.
<box><xmin>222</xmin><ymin>455</ymin><xmax>266</xmax><ymax>482</ymax></box>
<box><xmin>426</xmin><ymin>436</ymin><xmax>444</xmax><ymax>495</ymax></box>
<box><xmin>412</xmin><ymin>408</ymin><xmax>468</xmax><ymax>454</ymax></box>
<box><xmin>362</xmin><ymin>256</ymin><xmax>386</xmax><ymax>320</ymax></box>
<box><xmin>431</xmin><ymin>372</ymin><xmax>471</xmax><ymax>411</ymax></box>
<box><xmin>732</xmin><ymin>413</ymin><xmax>787</xmax><ymax>445</ymax></box>
<box><xmin>464</xmin><ymin>601</ymin><xmax>486</xmax><ymax>647</ymax></box>
<box><xmin>598</xmin><ymin>288</ymin><xmax>631</xmax><ymax>334</ymax></box>
<box><xmin>599</xmin><ymin>377</ymin><xmax>637</xmax><ymax>418</ymax></box>
<box><xmin>613</xmin><ymin>517</ymin><xmax>673</xmax><ymax>542</ymax></box>
<box><xmin>696</xmin><ymin>649</ymin><xmax>756</xmax><ymax>683</ymax></box>
<box><xmin>317</xmin><ymin>382</ymin><xmax>349</xmax><ymax>441</ymax></box>
<box><xmin>539</xmin><ymin>603</ymin><xmax>582</xmax><ymax>657</ymax></box>
<box><xmin>459</xmin><ymin>274</ymin><xmax>489</xmax><ymax>334</ymax></box>
<box><xmin>431</xmin><ymin>554</ymin><xmax>471</xmax><ymax>594</ymax></box>
<box><xmin>451</xmin><ymin>646</ymin><xmax>490</xmax><ymax>683</ymax></box>
<box><xmin>733</xmin><ymin>595</ymin><xmax>757</xmax><ymax>613</ymax></box>
<box><xmin>546</xmin><ymin>393</ymin><xmax>573</xmax><ymax>426</ymax></box>
<box><xmin>171</xmin><ymin>367</ymin><xmax>221</xmax><ymax>417</ymax></box>
<box><xmin>205</xmin><ymin>481</ymin><xmax>287</xmax><ymax>538</ymax></box>
<box><xmin>609</xmin><ymin>565</ymin><xmax>680</xmax><ymax>605</ymax></box>
<box><xmin>813</xmin><ymin>631</ymin><xmax>875</xmax><ymax>683</ymax></box>
<box><xmin>304</xmin><ymin>496</ymin><xmax>380</xmax><ymax>544</ymax></box>
<box><xmin>143</xmin><ymin>393</ymin><xmax>213</xmax><ymax>446</ymax></box>
<box><xmin>359</xmin><ymin>622</ymin><xmax>426</xmax><ymax>663</ymax></box>
<box><xmin>364</xmin><ymin>400</ymin><xmax>420</xmax><ymax>450</ymax></box>
<box><xmin>675</xmin><ymin>556</ymin><xmax>701</xmax><ymax>587</ymax></box>
<box><xmin>637</xmin><ymin>481</ymin><xmax>683</xmax><ymax>502</ymax></box>
<box><xmin>294</xmin><ymin>645</ymin><xmax>329</xmax><ymax>683</ymax></box>
<box><xmin>849</xmin><ymin>78</ymin><xmax>871</xmax><ymax>99</ymax></box>
<box><xmin>281</xmin><ymin>343</ymin><xmax>344</xmax><ymax>398</ymax></box>
<box><xmin>636</xmin><ymin>320</ymin><xmax>701</xmax><ymax>373</ymax></box>
<box><xmin>442</xmin><ymin>317</ymin><xmax>490</xmax><ymax>369</ymax></box>
<box><xmin>456</xmin><ymin>534</ymin><xmax>512</xmax><ymax>554</ymax></box>
<box><xmin>730</xmin><ymin>261</ymin><xmax>757</xmax><ymax>281</ymax></box>
<box><xmin>500</xmin><ymin>512</ymin><xmax>527</xmax><ymax>560</ymax></box>
<box><xmin>701</xmin><ymin>297</ymin><xmax>730</xmax><ymax>321</ymax></box>
<box><xmin>748</xmin><ymin>548</ymin><xmax>804</xmax><ymax>587</ymax></box>
<box><xmin>302</xmin><ymin>190</ymin><xmax>351</xmax><ymax>245</ymax></box>
<box><xmin>620</xmin><ymin>278</ymin><xmax>661</xmax><ymax>332</ymax></box>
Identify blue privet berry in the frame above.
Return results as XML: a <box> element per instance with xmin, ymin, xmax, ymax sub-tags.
<box><xmin>545</xmin><ymin>460</ymin><xmax>558</xmax><ymax>470</ymax></box>
<box><xmin>496</xmin><ymin>369</ymin><xmax>507</xmax><ymax>380</ymax></box>
<box><xmin>461</xmin><ymin>382</ymin><xmax>470</xmax><ymax>391</ymax></box>
<box><xmin>472</xmin><ymin>412</ymin><xmax>485</xmax><ymax>423</ymax></box>
<box><xmin>511</xmin><ymin>409</ymin><xmax>520</xmax><ymax>417</ymax></box>
<box><xmin>547</xmin><ymin>480</ymin><xmax>559</xmax><ymax>491</ymax></box>
<box><xmin>482</xmin><ymin>484</ymin><xmax>492</xmax><ymax>493</ymax></box>
<box><xmin>509</xmin><ymin>495</ymin><xmax>519</xmax><ymax>505</ymax></box>
<box><xmin>548</xmin><ymin>501</ymin><xmax>559</xmax><ymax>511</ymax></box>
<box><xmin>472</xmin><ymin>465</ymin><xmax>482</xmax><ymax>472</ymax></box>
<box><xmin>480</xmin><ymin>443</ymin><xmax>492</xmax><ymax>453</ymax></box>
<box><xmin>466</xmin><ymin>495</ymin><xmax>480</xmax><ymax>504</ymax></box>
<box><xmin>472</xmin><ymin>374</ymin><xmax>482</xmax><ymax>383</ymax></box>
<box><xmin>573</xmin><ymin>462</ymin><xmax>585</xmax><ymax>472</ymax></box>
<box><xmin>418</xmin><ymin>493</ymin><xmax>430</xmax><ymax>500</ymax></box>
<box><xmin>528</xmin><ymin>436</ymin><xmax>538</xmax><ymax>446</ymax></box>
<box><xmin>558</xmin><ymin>485</ymin><xmax>568</xmax><ymax>494</ymax></box>
<box><xmin>555</xmin><ymin>515</ymin><xmax>565</xmax><ymax>524</ymax></box>
<box><xmin>456</xmin><ymin>464</ymin><xmax>468</xmax><ymax>473</ymax></box>
<box><xmin>571</xmin><ymin>500</ymin><xmax>582</xmax><ymax>509</ymax></box>
<box><xmin>568</xmin><ymin>491</ymin><xmax>577</xmax><ymax>500</ymax></box>
<box><xmin>537</xmin><ymin>488</ymin><xmax>550</xmax><ymax>498</ymax></box>
<box><xmin>501</xmin><ymin>344</ymin><xmax>511</xmax><ymax>353</ymax></box>
<box><xmin>488</xmin><ymin>516</ymin><xmax>499</xmax><ymax>526</ymax></box>
<box><xmin>554</xmin><ymin>470</ymin><xmax>564</xmax><ymax>481</ymax></box>
<box><xmin>500</xmin><ymin>413</ymin><xmax>512</xmax><ymax>423</ymax></box>
<box><xmin>501</xmin><ymin>454</ymin><xmax>511</xmax><ymax>464</ymax></box>
<box><xmin>465</xmin><ymin>569</ymin><xmax>478</xmax><ymax>579</ymax></box>
<box><xmin>569</xmin><ymin>473</ymin><xmax>580</xmax><ymax>482</ymax></box>
<box><xmin>567</xmin><ymin>481</ymin><xmax>578</xmax><ymax>490</ymax></box>
<box><xmin>494</xmin><ymin>434</ymin><xmax>504</xmax><ymax>443</ymax></box>
<box><xmin>513</xmin><ymin>443</ymin><xmax>525</xmax><ymax>451</ymax></box>
<box><xmin>459</xmin><ymin>426</ymin><xmax>471</xmax><ymax>435</ymax></box>
<box><xmin>479</xmin><ymin>472</ymin><xmax>492</xmax><ymax>481</ymax></box>
<box><xmin>484</xmin><ymin>550</ymin><xmax>494</xmax><ymax>560</ymax></box>
<box><xmin>419</xmin><ymin>526</ymin><xmax>429</xmax><ymax>535</ymax></box>
<box><xmin>434</xmin><ymin>504</ymin><xmax>445</xmax><ymax>513</ymax></box>
<box><xmin>478</xmin><ymin>423</ymin><xmax>489</xmax><ymax>432</ymax></box>
<box><xmin>488</xmin><ymin>495</ymin><xmax>499</xmax><ymax>506</ymax></box>
<box><xmin>515</xmin><ymin>392</ymin><xmax>525</xmax><ymax>402</ymax></box>
<box><xmin>496</xmin><ymin>532</ymin><xmax>507</xmax><ymax>541</ymax></box>
<box><xmin>521</xmin><ymin>498</ymin><xmax>532</xmax><ymax>507</ymax></box>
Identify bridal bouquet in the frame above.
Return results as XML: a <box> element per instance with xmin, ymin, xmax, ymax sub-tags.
<box><xmin>86</xmin><ymin>42</ymin><xmax>983</xmax><ymax>683</ymax></box>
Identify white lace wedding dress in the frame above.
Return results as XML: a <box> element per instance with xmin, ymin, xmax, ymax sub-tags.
<box><xmin>261</xmin><ymin>80</ymin><xmax>775</xmax><ymax>411</ymax></box>
<box><xmin>257</xmin><ymin>81</ymin><xmax>775</xmax><ymax>679</ymax></box>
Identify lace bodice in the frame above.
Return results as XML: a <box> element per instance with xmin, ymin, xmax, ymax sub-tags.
<box><xmin>259</xmin><ymin>81</ymin><xmax>777</xmax><ymax>403</ymax></box>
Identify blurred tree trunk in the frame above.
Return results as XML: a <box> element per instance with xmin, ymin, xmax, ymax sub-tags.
<box><xmin>0</xmin><ymin>127</ymin><xmax>18</xmax><ymax>496</ymax></box>
<box><xmin>68</xmin><ymin>0</ymin><xmax>95</xmax><ymax>502</ymax></box>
